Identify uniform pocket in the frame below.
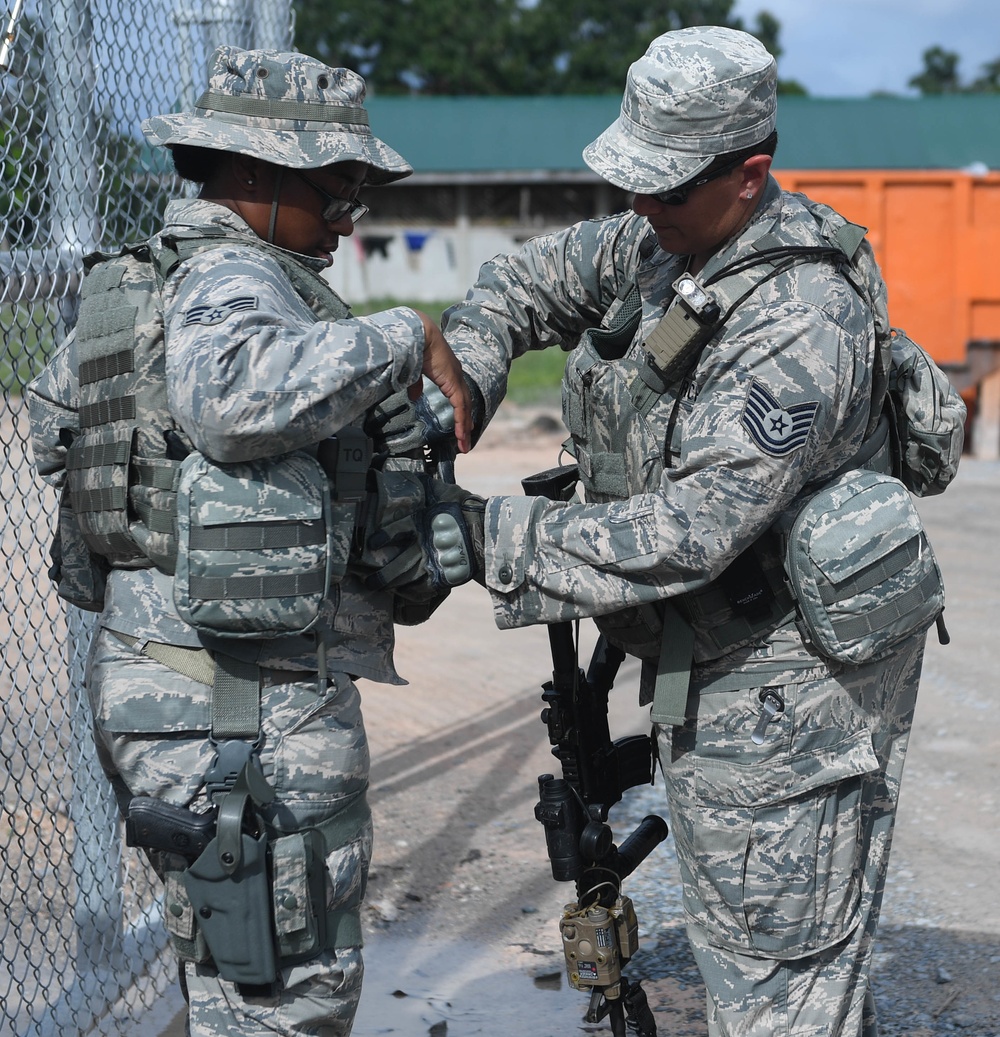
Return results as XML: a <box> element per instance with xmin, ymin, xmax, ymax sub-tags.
<box><xmin>664</xmin><ymin>672</ymin><xmax>881</xmax><ymax>960</ymax></box>
<box><xmin>88</xmin><ymin>627</ymin><xmax>212</xmax><ymax>734</ymax></box>
<box><xmin>672</xmin><ymin>764</ymin><xmax>870</xmax><ymax>959</ymax></box>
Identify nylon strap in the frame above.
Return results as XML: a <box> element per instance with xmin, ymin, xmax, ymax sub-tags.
<box><xmin>647</xmin><ymin>602</ymin><xmax>695</xmax><ymax>728</ymax></box>
<box><xmin>830</xmin><ymin>567</ymin><xmax>940</xmax><ymax>642</ymax></box>
<box><xmin>294</xmin><ymin>793</ymin><xmax>371</xmax><ymax>950</ymax></box>
<box><xmin>187</xmin><ymin>520</ymin><xmax>325</xmax><ymax>552</ymax></box>
<box><xmin>78</xmin><ymin>347</ymin><xmax>135</xmax><ymax>385</ymax></box>
<box><xmin>211</xmin><ymin>650</ymin><xmax>262</xmax><ymax>740</ymax></box>
<box><xmin>80</xmin><ymin>395</ymin><xmax>136</xmax><ymax>428</ymax></box>
<box><xmin>196</xmin><ymin>90</ymin><xmax>371</xmax><ymax>127</ymax></box>
<box><xmin>109</xmin><ymin>631</ymin><xmax>216</xmax><ymax>686</ymax></box>
<box><xmin>187</xmin><ymin>569</ymin><xmax>327</xmax><ymax>602</ymax></box>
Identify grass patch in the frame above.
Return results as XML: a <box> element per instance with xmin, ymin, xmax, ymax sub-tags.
<box><xmin>351</xmin><ymin>297</ymin><xmax>566</xmax><ymax>406</ymax></box>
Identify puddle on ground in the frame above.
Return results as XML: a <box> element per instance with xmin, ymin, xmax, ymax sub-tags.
<box><xmin>352</xmin><ymin>934</ymin><xmax>604</xmax><ymax>1036</ymax></box>
<box><xmin>153</xmin><ymin>934</ymin><xmax>699</xmax><ymax>1036</ymax></box>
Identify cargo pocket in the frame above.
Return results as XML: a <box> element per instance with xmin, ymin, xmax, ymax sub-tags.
<box><xmin>668</xmin><ymin>723</ymin><xmax>879</xmax><ymax>961</ymax></box>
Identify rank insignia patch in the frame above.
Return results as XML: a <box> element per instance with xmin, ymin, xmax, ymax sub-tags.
<box><xmin>183</xmin><ymin>296</ymin><xmax>257</xmax><ymax>327</ymax></box>
<box><xmin>741</xmin><ymin>378</ymin><xmax>819</xmax><ymax>456</ymax></box>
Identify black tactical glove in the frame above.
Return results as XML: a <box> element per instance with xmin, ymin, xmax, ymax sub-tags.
<box><xmin>357</xmin><ymin>471</ymin><xmax>485</xmax><ymax>601</ymax></box>
<box><xmin>364</xmin><ymin>379</ymin><xmax>456</xmax><ymax>460</ymax></box>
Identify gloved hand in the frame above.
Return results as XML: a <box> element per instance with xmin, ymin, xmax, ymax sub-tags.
<box><xmin>364</xmin><ymin>378</ymin><xmax>456</xmax><ymax>460</ymax></box>
<box><xmin>356</xmin><ymin>471</ymin><xmax>485</xmax><ymax>601</ymax></box>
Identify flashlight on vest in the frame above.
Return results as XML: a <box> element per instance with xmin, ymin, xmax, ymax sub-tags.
<box><xmin>642</xmin><ymin>273</ymin><xmax>722</xmax><ymax>387</ymax></box>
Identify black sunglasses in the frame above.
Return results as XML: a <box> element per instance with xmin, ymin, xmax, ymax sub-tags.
<box><xmin>293</xmin><ymin>170</ymin><xmax>369</xmax><ymax>224</ymax></box>
<box><xmin>648</xmin><ymin>155</ymin><xmax>747</xmax><ymax>207</ymax></box>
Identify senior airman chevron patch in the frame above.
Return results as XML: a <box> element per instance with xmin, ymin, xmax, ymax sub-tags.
<box><xmin>741</xmin><ymin>378</ymin><xmax>819</xmax><ymax>456</ymax></box>
<box><xmin>183</xmin><ymin>296</ymin><xmax>257</xmax><ymax>326</ymax></box>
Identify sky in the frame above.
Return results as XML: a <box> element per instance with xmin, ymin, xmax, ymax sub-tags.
<box><xmin>732</xmin><ymin>0</ymin><xmax>1000</xmax><ymax>97</ymax></box>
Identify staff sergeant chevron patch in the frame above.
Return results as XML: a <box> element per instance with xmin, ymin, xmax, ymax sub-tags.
<box><xmin>741</xmin><ymin>378</ymin><xmax>819</xmax><ymax>456</ymax></box>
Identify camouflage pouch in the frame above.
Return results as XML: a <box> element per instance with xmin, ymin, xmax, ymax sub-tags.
<box><xmin>51</xmin><ymin>484</ymin><xmax>110</xmax><ymax>611</ymax></box>
<box><xmin>272</xmin><ymin>830</ymin><xmax>327</xmax><ymax>962</ymax></box>
<box><xmin>784</xmin><ymin>470</ymin><xmax>944</xmax><ymax>664</ymax></box>
<box><xmin>173</xmin><ymin>450</ymin><xmax>335</xmax><ymax>639</ymax></box>
<box><xmin>162</xmin><ymin>866</ymin><xmax>211</xmax><ymax>965</ymax></box>
<box><xmin>886</xmin><ymin>328</ymin><xmax>966</xmax><ymax>497</ymax></box>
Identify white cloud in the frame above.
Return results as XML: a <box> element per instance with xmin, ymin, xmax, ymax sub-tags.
<box><xmin>732</xmin><ymin>0</ymin><xmax>1000</xmax><ymax>96</ymax></box>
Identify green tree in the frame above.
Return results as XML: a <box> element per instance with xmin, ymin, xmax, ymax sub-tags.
<box><xmin>968</xmin><ymin>57</ymin><xmax>1000</xmax><ymax>94</ymax></box>
<box><xmin>907</xmin><ymin>46</ymin><xmax>1000</xmax><ymax>95</ymax></box>
<box><xmin>293</xmin><ymin>0</ymin><xmax>798</xmax><ymax>96</ymax></box>
<box><xmin>908</xmin><ymin>45</ymin><xmax>962</xmax><ymax>94</ymax></box>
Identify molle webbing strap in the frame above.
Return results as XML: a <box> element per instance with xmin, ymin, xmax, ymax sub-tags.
<box><xmin>79</xmin><ymin>396</ymin><xmax>136</xmax><ymax>428</ymax></box>
<box><xmin>183</xmin><ymin>509</ymin><xmax>328</xmax><ymax>602</ymax></box>
<box><xmin>132</xmin><ymin>459</ymin><xmax>181</xmax><ymax>491</ymax></box>
<box><xmin>188</xmin><ymin>520</ymin><xmax>326</xmax><ymax>554</ymax></box>
<box><xmin>68</xmin><ymin>485</ymin><xmax>127</xmax><ymax>515</ymax></box>
<box><xmin>78</xmin><ymin>348</ymin><xmax>135</xmax><ymax>385</ymax></box>
<box><xmin>195</xmin><ymin>90</ymin><xmax>371</xmax><ymax>126</ymax></box>
<box><xmin>66</xmin><ymin>436</ymin><xmax>129</xmax><ymax>472</ymax></box>
<box><xmin>187</xmin><ymin>568</ymin><xmax>328</xmax><ymax>604</ymax></box>
<box><xmin>829</xmin><ymin>567</ymin><xmax>941</xmax><ymax>644</ymax></box>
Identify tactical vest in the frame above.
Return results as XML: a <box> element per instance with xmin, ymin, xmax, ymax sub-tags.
<box><xmin>64</xmin><ymin>227</ymin><xmax>353</xmax><ymax>589</ymax></box>
<box><xmin>561</xmin><ymin>199</ymin><xmax>893</xmax><ymax>667</ymax></box>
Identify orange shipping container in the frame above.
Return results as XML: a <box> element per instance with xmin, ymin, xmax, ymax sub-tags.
<box><xmin>774</xmin><ymin>169</ymin><xmax>1000</xmax><ymax>379</ymax></box>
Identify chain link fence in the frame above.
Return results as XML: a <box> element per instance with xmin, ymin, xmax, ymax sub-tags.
<box><xmin>2</xmin><ymin>3</ymin><xmax>292</xmax><ymax>1032</ymax></box>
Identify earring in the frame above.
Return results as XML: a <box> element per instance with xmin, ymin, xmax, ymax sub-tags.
<box><xmin>246</xmin><ymin>178</ymin><xmax>255</xmax><ymax>186</ymax></box>
<box><xmin>746</xmin><ymin>192</ymin><xmax>754</xmax><ymax>200</ymax></box>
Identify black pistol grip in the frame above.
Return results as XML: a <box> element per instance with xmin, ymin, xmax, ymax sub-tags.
<box><xmin>125</xmin><ymin>796</ymin><xmax>216</xmax><ymax>862</ymax></box>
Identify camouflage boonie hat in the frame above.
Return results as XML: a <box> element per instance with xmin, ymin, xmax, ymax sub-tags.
<box><xmin>142</xmin><ymin>46</ymin><xmax>412</xmax><ymax>184</ymax></box>
<box><xmin>583</xmin><ymin>26</ymin><xmax>776</xmax><ymax>194</ymax></box>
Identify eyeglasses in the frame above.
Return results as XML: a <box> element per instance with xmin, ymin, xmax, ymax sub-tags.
<box><xmin>647</xmin><ymin>155</ymin><xmax>747</xmax><ymax>207</ymax></box>
<box><xmin>293</xmin><ymin>170</ymin><xmax>369</xmax><ymax>224</ymax></box>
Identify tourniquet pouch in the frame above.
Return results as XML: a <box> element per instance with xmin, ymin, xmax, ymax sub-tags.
<box><xmin>182</xmin><ymin>833</ymin><xmax>277</xmax><ymax>985</ymax></box>
<box><xmin>174</xmin><ymin>450</ymin><xmax>335</xmax><ymax>638</ymax></box>
<box><xmin>784</xmin><ymin>469</ymin><xmax>944</xmax><ymax>664</ymax></box>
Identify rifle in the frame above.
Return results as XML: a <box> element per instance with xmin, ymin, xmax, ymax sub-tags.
<box><xmin>522</xmin><ymin>465</ymin><xmax>668</xmax><ymax>1037</ymax></box>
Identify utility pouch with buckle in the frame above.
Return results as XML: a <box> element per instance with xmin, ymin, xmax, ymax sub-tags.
<box><xmin>784</xmin><ymin>469</ymin><xmax>946</xmax><ymax>664</ymax></box>
<box><xmin>173</xmin><ymin>450</ymin><xmax>335</xmax><ymax>639</ymax></box>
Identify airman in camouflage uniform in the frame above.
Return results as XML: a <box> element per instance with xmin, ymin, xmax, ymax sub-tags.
<box><xmin>27</xmin><ymin>46</ymin><xmax>470</xmax><ymax>1037</ymax></box>
<box><xmin>395</xmin><ymin>25</ymin><xmax>926</xmax><ymax>1037</ymax></box>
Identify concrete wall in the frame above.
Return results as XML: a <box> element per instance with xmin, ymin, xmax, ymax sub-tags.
<box><xmin>327</xmin><ymin>221</ymin><xmax>533</xmax><ymax>308</ymax></box>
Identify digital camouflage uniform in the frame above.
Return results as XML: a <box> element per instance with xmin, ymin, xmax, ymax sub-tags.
<box><xmin>442</xmin><ymin>27</ymin><xmax>926</xmax><ymax>1037</ymax></box>
<box><xmin>27</xmin><ymin>47</ymin><xmax>427</xmax><ymax>1037</ymax></box>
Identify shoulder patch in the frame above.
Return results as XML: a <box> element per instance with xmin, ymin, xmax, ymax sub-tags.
<box><xmin>741</xmin><ymin>378</ymin><xmax>819</xmax><ymax>456</ymax></box>
<box><xmin>183</xmin><ymin>296</ymin><xmax>257</xmax><ymax>327</ymax></box>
